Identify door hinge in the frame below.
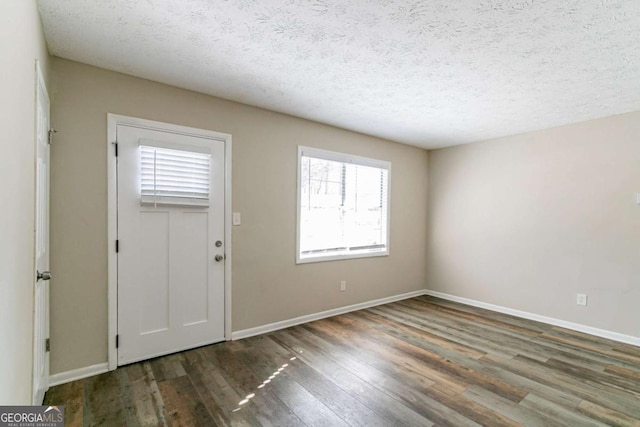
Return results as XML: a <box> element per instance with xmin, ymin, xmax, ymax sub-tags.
<box><xmin>45</xmin><ymin>338</ymin><xmax>50</xmax><ymax>352</ymax></box>
<box><xmin>48</xmin><ymin>129</ymin><xmax>57</xmax><ymax>145</ymax></box>
<box><xmin>114</xmin><ymin>142</ymin><xmax>118</xmax><ymax>157</ymax></box>
<box><xmin>116</xmin><ymin>240</ymin><xmax>119</xmax><ymax>253</ymax></box>
<box><xmin>116</xmin><ymin>334</ymin><xmax>119</xmax><ymax>348</ymax></box>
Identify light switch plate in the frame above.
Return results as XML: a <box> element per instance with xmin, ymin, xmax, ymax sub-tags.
<box><xmin>232</xmin><ymin>212</ymin><xmax>241</xmax><ymax>226</ymax></box>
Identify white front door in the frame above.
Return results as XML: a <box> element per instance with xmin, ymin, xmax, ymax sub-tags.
<box><xmin>33</xmin><ymin>61</ymin><xmax>50</xmax><ymax>404</ymax></box>
<box><xmin>117</xmin><ymin>123</ymin><xmax>226</xmax><ymax>365</ymax></box>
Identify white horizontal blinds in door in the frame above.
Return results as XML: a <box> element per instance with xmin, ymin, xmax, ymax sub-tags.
<box><xmin>140</xmin><ymin>141</ymin><xmax>211</xmax><ymax>207</ymax></box>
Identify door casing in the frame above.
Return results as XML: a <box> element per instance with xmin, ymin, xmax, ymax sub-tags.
<box><xmin>33</xmin><ymin>59</ymin><xmax>50</xmax><ymax>404</ymax></box>
<box><xmin>106</xmin><ymin>114</ymin><xmax>232</xmax><ymax>371</ymax></box>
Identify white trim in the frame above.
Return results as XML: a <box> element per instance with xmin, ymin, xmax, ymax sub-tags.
<box><xmin>107</xmin><ymin>114</ymin><xmax>233</xmax><ymax>371</ymax></box>
<box><xmin>232</xmin><ymin>289</ymin><xmax>426</xmax><ymax>340</ymax></box>
<box><xmin>299</xmin><ymin>145</ymin><xmax>391</xmax><ymax>169</ymax></box>
<box><xmin>224</xmin><ymin>137</ymin><xmax>233</xmax><ymax>339</ymax></box>
<box><xmin>107</xmin><ymin>115</ymin><xmax>118</xmax><ymax>371</ymax></box>
<box><xmin>296</xmin><ymin>145</ymin><xmax>392</xmax><ymax>264</ymax></box>
<box><xmin>32</xmin><ymin>59</ymin><xmax>51</xmax><ymax>405</ymax></box>
<box><xmin>424</xmin><ymin>290</ymin><xmax>640</xmax><ymax>347</ymax></box>
<box><xmin>297</xmin><ymin>251</ymin><xmax>389</xmax><ymax>264</ymax></box>
<box><xmin>49</xmin><ymin>363</ymin><xmax>109</xmax><ymax>387</ymax></box>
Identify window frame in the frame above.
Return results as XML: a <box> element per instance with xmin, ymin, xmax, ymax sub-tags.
<box><xmin>296</xmin><ymin>145</ymin><xmax>391</xmax><ymax>264</ymax></box>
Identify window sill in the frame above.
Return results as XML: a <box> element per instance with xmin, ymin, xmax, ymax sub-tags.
<box><xmin>296</xmin><ymin>250</ymin><xmax>389</xmax><ymax>264</ymax></box>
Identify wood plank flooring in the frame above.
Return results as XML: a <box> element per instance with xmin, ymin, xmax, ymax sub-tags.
<box><xmin>44</xmin><ymin>296</ymin><xmax>640</xmax><ymax>426</ymax></box>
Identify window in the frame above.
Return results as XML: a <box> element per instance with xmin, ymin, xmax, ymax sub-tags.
<box><xmin>297</xmin><ymin>146</ymin><xmax>390</xmax><ymax>263</ymax></box>
<box><xmin>140</xmin><ymin>140</ymin><xmax>211</xmax><ymax>207</ymax></box>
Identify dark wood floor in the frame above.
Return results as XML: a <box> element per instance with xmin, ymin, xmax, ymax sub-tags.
<box><xmin>45</xmin><ymin>296</ymin><xmax>640</xmax><ymax>426</ymax></box>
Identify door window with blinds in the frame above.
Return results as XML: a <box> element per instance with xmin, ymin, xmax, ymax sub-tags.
<box><xmin>297</xmin><ymin>146</ymin><xmax>390</xmax><ymax>263</ymax></box>
<box><xmin>139</xmin><ymin>139</ymin><xmax>211</xmax><ymax>207</ymax></box>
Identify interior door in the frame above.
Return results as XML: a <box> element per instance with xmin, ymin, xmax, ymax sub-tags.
<box><xmin>33</xmin><ymin>60</ymin><xmax>50</xmax><ymax>404</ymax></box>
<box><xmin>117</xmin><ymin>123</ymin><xmax>226</xmax><ymax>365</ymax></box>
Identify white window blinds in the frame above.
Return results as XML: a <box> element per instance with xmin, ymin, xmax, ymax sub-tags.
<box><xmin>140</xmin><ymin>144</ymin><xmax>211</xmax><ymax>206</ymax></box>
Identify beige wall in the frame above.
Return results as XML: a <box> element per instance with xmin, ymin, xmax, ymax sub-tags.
<box><xmin>49</xmin><ymin>58</ymin><xmax>429</xmax><ymax>374</ymax></box>
<box><xmin>427</xmin><ymin>111</ymin><xmax>640</xmax><ymax>338</ymax></box>
<box><xmin>0</xmin><ymin>1</ymin><xmax>50</xmax><ymax>404</ymax></box>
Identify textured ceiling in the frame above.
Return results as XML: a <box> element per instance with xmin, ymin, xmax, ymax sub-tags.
<box><xmin>37</xmin><ymin>0</ymin><xmax>640</xmax><ymax>149</ymax></box>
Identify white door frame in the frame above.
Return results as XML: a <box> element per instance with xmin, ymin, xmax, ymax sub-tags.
<box><xmin>106</xmin><ymin>114</ymin><xmax>232</xmax><ymax>371</ymax></box>
<box><xmin>33</xmin><ymin>59</ymin><xmax>50</xmax><ymax>404</ymax></box>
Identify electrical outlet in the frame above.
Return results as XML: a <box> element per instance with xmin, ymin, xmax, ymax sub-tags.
<box><xmin>340</xmin><ymin>280</ymin><xmax>346</xmax><ymax>291</ymax></box>
<box><xmin>576</xmin><ymin>293</ymin><xmax>588</xmax><ymax>306</ymax></box>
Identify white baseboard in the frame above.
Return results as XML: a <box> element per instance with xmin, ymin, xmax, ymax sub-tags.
<box><xmin>232</xmin><ymin>289</ymin><xmax>427</xmax><ymax>340</ymax></box>
<box><xmin>49</xmin><ymin>362</ymin><xmax>109</xmax><ymax>387</ymax></box>
<box><xmin>49</xmin><ymin>288</ymin><xmax>636</xmax><ymax>388</ymax></box>
<box><xmin>423</xmin><ymin>289</ymin><xmax>640</xmax><ymax>347</ymax></box>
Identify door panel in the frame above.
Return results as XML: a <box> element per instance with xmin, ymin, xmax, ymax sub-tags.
<box><xmin>117</xmin><ymin>124</ymin><xmax>225</xmax><ymax>365</ymax></box>
<box><xmin>33</xmin><ymin>61</ymin><xmax>50</xmax><ymax>404</ymax></box>
<box><xmin>139</xmin><ymin>211</ymin><xmax>170</xmax><ymax>334</ymax></box>
<box><xmin>178</xmin><ymin>211</ymin><xmax>210</xmax><ymax>326</ymax></box>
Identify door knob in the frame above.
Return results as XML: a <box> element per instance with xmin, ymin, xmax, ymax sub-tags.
<box><xmin>37</xmin><ymin>271</ymin><xmax>51</xmax><ymax>281</ymax></box>
<box><xmin>215</xmin><ymin>254</ymin><xmax>224</xmax><ymax>262</ymax></box>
